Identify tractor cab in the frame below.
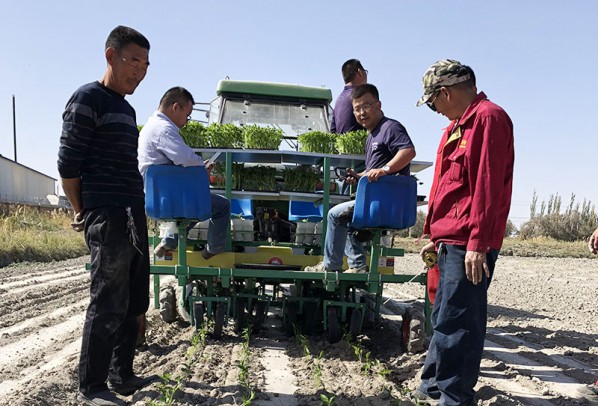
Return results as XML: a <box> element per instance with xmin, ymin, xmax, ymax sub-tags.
<box><xmin>207</xmin><ymin>80</ymin><xmax>333</xmax><ymax>149</ymax></box>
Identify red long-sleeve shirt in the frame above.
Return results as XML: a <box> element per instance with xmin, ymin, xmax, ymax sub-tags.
<box><xmin>423</xmin><ymin>92</ymin><xmax>514</xmax><ymax>252</ymax></box>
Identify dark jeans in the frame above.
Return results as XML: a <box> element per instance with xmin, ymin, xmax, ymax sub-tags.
<box><xmin>418</xmin><ymin>244</ymin><xmax>499</xmax><ymax>406</ymax></box>
<box><xmin>80</xmin><ymin>205</ymin><xmax>150</xmax><ymax>394</ymax></box>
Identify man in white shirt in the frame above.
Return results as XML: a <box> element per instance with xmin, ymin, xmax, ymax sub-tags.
<box><xmin>138</xmin><ymin>86</ymin><xmax>230</xmax><ymax>259</ymax></box>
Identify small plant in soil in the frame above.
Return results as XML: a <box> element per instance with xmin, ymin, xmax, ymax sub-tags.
<box><xmin>237</xmin><ymin>327</ymin><xmax>256</xmax><ymax>405</ymax></box>
<box><xmin>320</xmin><ymin>393</ymin><xmax>336</xmax><ymax>406</ymax></box>
<box><xmin>149</xmin><ymin>324</ymin><xmax>207</xmax><ymax>405</ymax></box>
<box><xmin>294</xmin><ymin>326</ymin><xmax>311</xmax><ymax>357</ymax></box>
<box><xmin>313</xmin><ymin>350</ymin><xmax>324</xmax><ymax>389</ymax></box>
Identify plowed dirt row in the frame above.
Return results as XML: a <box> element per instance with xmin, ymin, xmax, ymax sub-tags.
<box><xmin>0</xmin><ymin>254</ymin><xmax>595</xmax><ymax>405</ymax></box>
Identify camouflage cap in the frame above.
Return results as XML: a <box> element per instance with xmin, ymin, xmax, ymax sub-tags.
<box><xmin>416</xmin><ymin>59</ymin><xmax>473</xmax><ymax>107</ymax></box>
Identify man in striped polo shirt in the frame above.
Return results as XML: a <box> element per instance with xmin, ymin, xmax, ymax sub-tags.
<box><xmin>58</xmin><ymin>26</ymin><xmax>155</xmax><ymax>406</ymax></box>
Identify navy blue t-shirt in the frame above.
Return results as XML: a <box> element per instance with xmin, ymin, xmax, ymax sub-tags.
<box><xmin>330</xmin><ymin>85</ymin><xmax>363</xmax><ymax>134</ymax></box>
<box><xmin>365</xmin><ymin>116</ymin><xmax>414</xmax><ymax>175</ymax></box>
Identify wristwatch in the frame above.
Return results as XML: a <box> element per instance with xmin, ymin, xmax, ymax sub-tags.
<box><xmin>382</xmin><ymin>165</ymin><xmax>391</xmax><ymax>173</ymax></box>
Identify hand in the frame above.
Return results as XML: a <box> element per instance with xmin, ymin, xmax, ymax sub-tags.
<box><xmin>203</xmin><ymin>160</ymin><xmax>213</xmax><ymax>173</ymax></box>
<box><xmin>345</xmin><ymin>168</ymin><xmax>360</xmax><ymax>185</ymax></box>
<box><xmin>367</xmin><ymin>168</ymin><xmax>387</xmax><ymax>182</ymax></box>
<box><xmin>71</xmin><ymin>210</ymin><xmax>85</xmax><ymax>232</ymax></box>
<box><xmin>465</xmin><ymin>250</ymin><xmax>489</xmax><ymax>285</ymax></box>
<box><xmin>419</xmin><ymin>241</ymin><xmax>436</xmax><ymax>267</ymax></box>
<box><xmin>589</xmin><ymin>227</ymin><xmax>598</xmax><ymax>254</ymax></box>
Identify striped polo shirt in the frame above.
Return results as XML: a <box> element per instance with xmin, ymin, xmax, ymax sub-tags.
<box><xmin>58</xmin><ymin>81</ymin><xmax>145</xmax><ymax>209</ymax></box>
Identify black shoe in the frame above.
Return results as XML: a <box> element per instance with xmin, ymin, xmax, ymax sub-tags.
<box><xmin>201</xmin><ymin>249</ymin><xmax>216</xmax><ymax>260</ymax></box>
<box><xmin>77</xmin><ymin>390</ymin><xmax>126</xmax><ymax>406</ymax></box>
<box><xmin>107</xmin><ymin>374</ymin><xmax>159</xmax><ymax>396</ymax></box>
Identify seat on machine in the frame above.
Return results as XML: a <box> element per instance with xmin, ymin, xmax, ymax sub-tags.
<box><xmin>231</xmin><ymin>198</ymin><xmax>254</xmax><ymax>220</ymax></box>
<box><xmin>288</xmin><ymin>200</ymin><xmax>323</xmax><ymax>222</ymax></box>
<box><xmin>351</xmin><ymin>175</ymin><xmax>417</xmax><ymax>229</ymax></box>
<box><xmin>145</xmin><ymin>165</ymin><xmax>212</xmax><ymax>220</ymax></box>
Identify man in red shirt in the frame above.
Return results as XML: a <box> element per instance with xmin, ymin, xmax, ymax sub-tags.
<box><xmin>413</xmin><ymin>60</ymin><xmax>514</xmax><ymax>406</ymax></box>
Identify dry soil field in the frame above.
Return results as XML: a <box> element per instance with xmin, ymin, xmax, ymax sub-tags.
<box><xmin>0</xmin><ymin>254</ymin><xmax>596</xmax><ymax>405</ymax></box>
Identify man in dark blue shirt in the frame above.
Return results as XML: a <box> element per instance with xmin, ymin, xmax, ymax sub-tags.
<box><xmin>58</xmin><ymin>26</ymin><xmax>155</xmax><ymax>406</ymax></box>
<box><xmin>331</xmin><ymin>59</ymin><xmax>368</xmax><ymax>195</ymax></box>
<box><xmin>306</xmin><ymin>84</ymin><xmax>416</xmax><ymax>274</ymax></box>
<box><xmin>330</xmin><ymin>59</ymin><xmax>367</xmax><ymax>134</ymax></box>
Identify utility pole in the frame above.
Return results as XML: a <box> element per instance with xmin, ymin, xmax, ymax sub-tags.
<box><xmin>12</xmin><ymin>95</ymin><xmax>17</xmax><ymax>162</ymax></box>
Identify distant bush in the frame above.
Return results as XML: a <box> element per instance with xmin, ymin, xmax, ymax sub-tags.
<box><xmin>395</xmin><ymin>210</ymin><xmax>426</xmax><ymax>238</ymax></box>
<box><xmin>519</xmin><ymin>192</ymin><xmax>597</xmax><ymax>241</ymax></box>
<box><xmin>0</xmin><ymin>204</ymin><xmax>87</xmax><ymax>267</ymax></box>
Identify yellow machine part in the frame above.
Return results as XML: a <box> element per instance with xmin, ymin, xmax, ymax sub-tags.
<box><xmin>155</xmin><ymin>245</ymin><xmax>395</xmax><ymax>275</ymax></box>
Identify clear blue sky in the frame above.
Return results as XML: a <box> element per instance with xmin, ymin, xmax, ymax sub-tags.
<box><xmin>1</xmin><ymin>1</ymin><xmax>597</xmax><ymax>226</ymax></box>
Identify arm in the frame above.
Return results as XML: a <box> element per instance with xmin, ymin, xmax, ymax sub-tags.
<box><xmin>367</xmin><ymin>147</ymin><xmax>416</xmax><ymax>181</ymax></box>
<box><xmin>466</xmin><ymin>113</ymin><xmax>514</xmax><ymax>284</ymax></box>
<box><xmin>61</xmin><ymin>177</ymin><xmax>85</xmax><ymax>231</ymax></box>
<box><xmin>57</xmin><ymin>89</ymin><xmax>95</xmax><ymax>231</ymax></box>
<box><xmin>158</xmin><ymin>130</ymin><xmax>204</xmax><ymax>167</ymax></box>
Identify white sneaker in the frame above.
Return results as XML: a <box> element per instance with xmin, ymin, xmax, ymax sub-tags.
<box><xmin>304</xmin><ymin>262</ymin><xmax>339</xmax><ymax>272</ymax></box>
<box><xmin>345</xmin><ymin>266</ymin><xmax>369</xmax><ymax>274</ymax></box>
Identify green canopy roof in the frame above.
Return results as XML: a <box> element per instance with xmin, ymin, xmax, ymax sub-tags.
<box><xmin>217</xmin><ymin>80</ymin><xmax>332</xmax><ymax>103</ymax></box>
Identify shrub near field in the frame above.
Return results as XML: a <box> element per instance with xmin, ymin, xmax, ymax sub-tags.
<box><xmin>0</xmin><ymin>204</ymin><xmax>87</xmax><ymax>267</ymax></box>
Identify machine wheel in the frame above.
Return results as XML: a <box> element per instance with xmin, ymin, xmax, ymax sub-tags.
<box><xmin>159</xmin><ymin>286</ymin><xmax>177</xmax><ymax>323</ymax></box>
<box><xmin>213</xmin><ymin>302</ymin><xmax>226</xmax><ymax>339</ymax></box>
<box><xmin>234</xmin><ymin>297</ymin><xmax>247</xmax><ymax>333</ymax></box>
<box><xmin>327</xmin><ymin>307</ymin><xmax>341</xmax><ymax>343</ymax></box>
<box><xmin>284</xmin><ymin>301</ymin><xmax>298</xmax><ymax>336</ymax></box>
<box><xmin>349</xmin><ymin>308</ymin><xmax>363</xmax><ymax>338</ymax></box>
<box><xmin>301</xmin><ymin>301</ymin><xmax>318</xmax><ymax>335</ymax></box>
<box><xmin>176</xmin><ymin>282</ymin><xmax>196</xmax><ymax>323</ymax></box>
<box><xmin>136</xmin><ymin>314</ymin><xmax>146</xmax><ymax>347</ymax></box>
<box><xmin>193</xmin><ymin>302</ymin><xmax>204</xmax><ymax>329</ymax></box>
<box><xmin>405</xmin><ymin>311</ymin><xmax>426</xmax><ymax>353</ymax></box>
<box><xmin>251</xmin><ymin>300</ymin><xmax>267</xmax><ymax>334</ymax></box>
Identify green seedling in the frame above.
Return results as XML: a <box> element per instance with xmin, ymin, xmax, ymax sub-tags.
<box><xmin>320</xmin><ymin>393</ymin><xmax>335</xmax><ymax>406</ymax></box>
<box><xmin>361</xmin><ymin>351</ymin><xmax>372</xmax><ymax>375</ymax></box>
<box><xmin>313</xmin><ymin>350</ymin><xmax>324</xmax><ymax>388</ymax></box>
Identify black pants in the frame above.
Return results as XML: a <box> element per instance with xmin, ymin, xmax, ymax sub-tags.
<box><xmin>80</xmin><ymin>205</ymin><xmax>150</xmax><ymax>395</ymax></box>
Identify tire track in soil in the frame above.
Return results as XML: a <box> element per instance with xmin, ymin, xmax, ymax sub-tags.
<box><xmin>0</xmin><ymin>265</ymin><xmax>86</xmax><ymax>292</ymax></box>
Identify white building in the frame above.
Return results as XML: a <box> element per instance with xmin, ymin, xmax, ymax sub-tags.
<box><xmin>0</xmin><ymin>155</ymin><xmax>57</xmax><ymax>205</ymax></box>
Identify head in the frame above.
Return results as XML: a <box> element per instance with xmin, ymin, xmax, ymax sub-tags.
<box><xmin>103</xmin><ymin>26</ymin><xmax>150</xmax><ymax>96</ymax></box>
<box><xmin>342</xmin><ymin>59</ymin><xmax>368</xmax><ymax>85</ymax></box>
<box><xmin>416</xmin><ymin>59</ymin><xmax>477</xmax><ymax>120</ymax></box>
<box><xmin>158</xmin><ymin>87</ymin><xmax>195</xmax><ymax>129</ymax></box>
<box><xmin>351</xmin><ymin>84</ymin><xmax>383</xmax><ymax>131</ymax></box>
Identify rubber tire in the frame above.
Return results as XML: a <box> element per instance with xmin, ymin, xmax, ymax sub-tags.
<box><xmin>136</xmin><ymin>314</ymin><xmax>146</xmax><ymax>347</ymax></box>
<box><xmin>284</xmin><ymin>301</ymin><xmax>298</xmax><ymax>336</ymax></box>
<box><xmin>327</xmin><ymin>307</ymin><xmax>341</xmax><ymax>344</ymax></box>
<box><xmin>176</xmin><ymin>283</ymin><xmax>194</xmax><ymax>323</ymax></box>
<box><xmin>301</xmin><ymin>301</ymin><xmax>318</xmax><ymax>335</ymax></box>
<box><xmin>159</xmin><ymin>286</ymin><xmax>177</xmax><ymax>323</ymax></box>
<box><xmin>234</xmin><ymin>297</ymin><xmax>247</xmax><ymax>333</ymax></box>
<box><xmin>213</xmin><ymin>302</ymin><xmax>226</xmax><ymax>339</ymax></box>
<box><xmin>401</xmin><ymin>312</ymin><xmax>412</xmax><ymax>352</ymax></box>
<box><xmin>406</xmin><ymin>313</ymin><xmax>426</xmax><ymax>353</ymax></box>
<box><xmin>349</xmin><ymin>308</ymin><xmax>363</xmax><ymax>338</ymax></box>
<box><xmin>193</xmin><ymin>302</ymin><xmax>204</xmax><ymax>329</ymax></box>
<box><xmin>251</xmin><ymin>300</ymin><xmax>267</xmax><ymax>334</ymax></box>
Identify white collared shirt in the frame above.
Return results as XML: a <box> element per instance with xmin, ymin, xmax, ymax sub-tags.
<box><xmin>138</xmin><ymin>111</ymin><xmax>204</xmax><ymax>179</ymax></box>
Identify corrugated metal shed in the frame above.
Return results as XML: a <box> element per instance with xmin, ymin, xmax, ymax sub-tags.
<box><xmin>0</xmin><ymin>155</ymin><xmax>56</xmax><ymax>205</ymax></box>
